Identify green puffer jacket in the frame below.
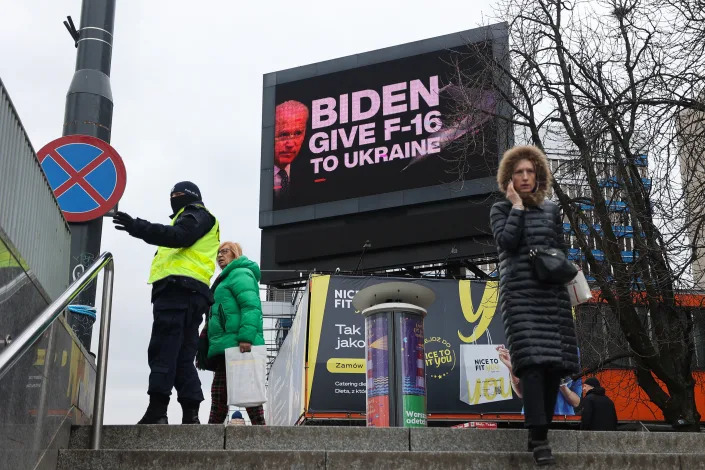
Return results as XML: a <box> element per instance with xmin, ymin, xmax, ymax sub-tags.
<box><xmin>207</xmin><ymin>256</ymin><xmax>265</xmax><ymax>358</ymax></box>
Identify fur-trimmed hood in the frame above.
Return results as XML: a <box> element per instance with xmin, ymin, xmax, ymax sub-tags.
<box><xmin>496</xmin><ymin>145</ymin><xmax>552</xmax><ymax>206</ymax></box>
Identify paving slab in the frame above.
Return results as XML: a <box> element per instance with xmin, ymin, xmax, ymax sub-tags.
<box><xmin>412</xmin><ymin>428</ymin><xmax>705</xmax><ymax>455</ymax></box>
<box><xmin>679</xmin><ymin>454</ymin><xmax>705</xmax><ymax>469</ymax></box>
<box><xmin>326</xmin><ymin>451</ymin><xmax>686</xmax><ymax>470</ymax></box>
<box><xmin>57</xmin><ymin>449</ymin><xmax>326</xmax><ymax>470</ymax></box>
<box><xmin>410</xmin><ymin>428</ymin><xmax>578</xmax><ymax>452</ymax></box>
<box><xmin>226</xmin><ymin>425</ymin><xmax>409</xmax><ymax>451</ymax></box>
<box><xmin>69</xmin><ymin>425</ymin><xmax>225</xmax><ymax>450</ymax></box>
<box><xmin>577</xmin><ymin>430</ymin><xmax>705</xmax><ymax>454</ymax></box>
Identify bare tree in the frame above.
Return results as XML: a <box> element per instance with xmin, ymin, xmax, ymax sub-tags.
<box><xmin>451</xmin><ymin>0</ymin><xmax>705</xmax><ymax>429</ymax></box>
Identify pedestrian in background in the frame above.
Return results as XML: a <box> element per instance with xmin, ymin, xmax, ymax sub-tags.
<box><xmin>113</xmin><ymin>181</ymin><xmax>219</xmax><ymax>424</ymax></box>
<box><xmin>490</xmin><ymin>146</ymin><xmax>579</xmax><ymax>466</ymax></box>
<box><xmin>580</xmin><ymin>377</ymin><xmax>618</xmax><ymax>431</ymax></box>
<box><xmin>229</xmin><ymin>410</ymin><xmax>246</xmax><ymax>426</ymax></box>
<box><xmin>206</xmin><ymin>241</ymin><xmax>266</xmax><ymax>425</ymax></box>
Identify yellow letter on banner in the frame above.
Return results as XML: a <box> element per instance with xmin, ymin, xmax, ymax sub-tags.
<box><xmin>466</xmin><ymin>379</ymin><xmax>483</xmax><ymax>405</ymax></box>
<box><xmin>458</xmin><ymin>281</ymin><xmax>499</xmax><ymax>343</ymax></box>
<box><xmin>499</xmin><ymin>377</ymin><xmax>513</xmax><ymax>399</ymax></box>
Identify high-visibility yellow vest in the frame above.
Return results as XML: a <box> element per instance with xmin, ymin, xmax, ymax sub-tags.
<box><xmin>148</xmin><ymin>205</ymin><xmax>220</xmax><ymax>285</ymax></box>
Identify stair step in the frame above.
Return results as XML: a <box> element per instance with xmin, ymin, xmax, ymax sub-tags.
<box><xmin>57</xmin><ymin>449</ymin><xmax>703</xmax><ymax>470</ymax></box>
<box><xmin>330</xmin><ymin>451</ymin><xmax>701</xmax><ymax>469</ymax></box>
<box><xmin>225</xmin><ymin>426</ymin><xmax>408</xmax><ymax>451</ymax></box>
<box><xmin>413</xmin><ymin>427</ymin><xmax>705</xmax><ymax>454</ymax></box>
<box><xmin>70</xmin><ymin>425</ymin><xmax>225</xmax><ymax>450</ymax></box>
<box><xmin>69</xmin><ymin>425</ymin><xmax>408</xmax><ymax>451</ymax></box>
<box><xmin>58</xmin><ymin>450</ymin><xmax>324</xmax><ymax>470</ymax></box>
<box><xmin>69</xmin><ymin>425</ymin><xmax>705</xmax><ymax>454</ymax></box>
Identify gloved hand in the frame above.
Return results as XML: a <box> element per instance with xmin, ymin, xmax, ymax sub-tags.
<box><xmin>196</xmin><ymin>324</ymin><xmax>213</xmax><ymax>371</ymax></box>
<box><xmin>112</xmin><ymin>211</ymin><xmax>135</xmax><ymax>233</ymax></box>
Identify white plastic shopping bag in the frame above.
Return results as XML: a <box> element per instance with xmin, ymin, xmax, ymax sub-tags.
<box><xmin>567</xmin><ymin>269</ymin><xmax>592</xmax><ymax>306</ymax></box>
<box><xmin>459</xmin><ymin>329</ymin><xmax>513</xmax><ymax>406</ymax></box>
<box><xmin>225</xmin><ymin>345</ymin><xmax>267</xmax><ymax>407</ymax></box>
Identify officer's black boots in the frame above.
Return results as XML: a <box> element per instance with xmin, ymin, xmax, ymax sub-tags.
<box><xmin>137</xmin><ymin>393</ymin><xmax>169</xmax><ymax>424</ymax></box>
<box><xmin>136</xmin><ymin>394</ymin><xmax>201</xmax><ymax>424</ymax></box>
<box><xmin>181</xmin><ymin>399</ymin><xmax>200</xmax><ymax>424</ymax></box>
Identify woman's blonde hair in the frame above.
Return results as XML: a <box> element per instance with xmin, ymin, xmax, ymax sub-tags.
<box><xmin>219</xmin><ymin>241</ymin><xmax>242</xmax><ymax>259</ymax></box>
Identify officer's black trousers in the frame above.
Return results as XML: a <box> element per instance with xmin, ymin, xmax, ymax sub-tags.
<box><xmin>148</xmin><ymin>289</ymin><xmax>208</xmax><ymax>404</ymax></box>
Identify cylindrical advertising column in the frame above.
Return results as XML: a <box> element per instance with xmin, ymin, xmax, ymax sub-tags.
<box><xmin>395</xmin><ymin>307</ymin><xmax>426</xmax><ymax>427</ymax></box>
<box><xmin>353</xmin><ymin>283</ymin><xmax>435</xmax><ymax>427</ymax></box>
<box><xmin>364</xmin><ymin>308</ymin><xmax>392</xmax><ymax>427</ymax></box>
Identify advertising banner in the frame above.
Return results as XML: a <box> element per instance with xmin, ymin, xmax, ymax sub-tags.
<box><xmin>399</xmin><ymin>314</ymin><xmax>427</xmax><ymax>427</ymax></box>
<box><xmin>366</xmin><ymin>314</ymin><xmax>390</xmax><ymax>427</ymax></box>
<box><xmin>305</xmin><ymin>275</ymin><xmax>522</xmax><ymax>415</ymax></box>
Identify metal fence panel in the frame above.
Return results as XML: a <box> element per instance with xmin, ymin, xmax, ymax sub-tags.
<box><xmin>0</xmin><ymin>78</ymin><xmax>70</xmax><ymax>299</ymax></box>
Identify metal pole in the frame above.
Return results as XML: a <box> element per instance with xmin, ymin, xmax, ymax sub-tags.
<box><xmin>64</xmin><ymin>0</ymin><xmax>116</xmax><ymax>350</ymax></box>
<box><xmin>90</xmin><ymin>260</ymin><xmax>114</xmax><ymax>450</ymax></box>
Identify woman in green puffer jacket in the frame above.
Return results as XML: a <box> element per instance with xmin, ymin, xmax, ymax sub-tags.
<box><xmin>206</xmin><ymin>241</ymin><xmax>266</xmax><ymax>425</ymax></box>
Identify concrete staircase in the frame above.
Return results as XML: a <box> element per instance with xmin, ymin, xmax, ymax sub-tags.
<box><xmin>58</xmin><ymin>426</ymin><xmax>705</xmax><ymax>469</ymax></box>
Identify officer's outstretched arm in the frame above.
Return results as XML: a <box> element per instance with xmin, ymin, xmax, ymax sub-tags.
<box><xmin>130</xmin><ymin>210</ymin><xmax>213</xmax><ymax>248</ymax></box>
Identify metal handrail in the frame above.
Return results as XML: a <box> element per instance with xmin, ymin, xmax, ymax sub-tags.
<box><xmin>0</xmin><ymin>251</ymin><xmax>114</xmax><ymax>450</ymax></box>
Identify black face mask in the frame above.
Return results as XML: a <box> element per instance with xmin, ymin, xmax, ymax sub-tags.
<box><xmin>171</xmin><ymin>195</ymin><xmax>198</xmax><ymax>214</ymax></box>
<box><xmin>170</xmin><ymin>181</ymin><xmax>202</xmax><ymax>215</ymax></box>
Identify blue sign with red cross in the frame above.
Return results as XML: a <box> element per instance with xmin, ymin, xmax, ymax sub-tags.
<box><xmin>37</xmin><ymin>135</ymin><xmax>127</xmax><ymax>223</ymax></box>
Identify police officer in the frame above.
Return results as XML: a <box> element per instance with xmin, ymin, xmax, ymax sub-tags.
<box><xmin>113</xmin><ymin>181</ymin><xmax>219</xmax><ymax>424</ymax></box>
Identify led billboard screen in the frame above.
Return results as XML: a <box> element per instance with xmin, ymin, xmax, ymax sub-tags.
<box><xmin>260</xmin><ymin>24</ymin><xmax>509</xmax><ymax>227</ymax></box>
<box><xmin>271</xmin><ymin>48</ymin><xmax>497</xmax><ymax>211</ymax></box>
<box><xmin>260</xmin><ymin>25</ymin><xmax>510</xmax><ymax>284</ymax></box>
<box><xmin>272</xmin><ymin>48</ymin><xmax>497</xmax><ymax>210</ymax></box>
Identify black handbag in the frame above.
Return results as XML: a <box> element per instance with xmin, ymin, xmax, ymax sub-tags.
<box><xmin>529</xmin><ymin>247</ymin><xmax>578</xmax><ymax>284</ymax></box>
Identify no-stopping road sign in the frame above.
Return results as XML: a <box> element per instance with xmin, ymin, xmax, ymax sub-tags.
<box><xmin>37</xmin><ymin>135</ymin><xmax>127</xmax><ymax>223</ymax></box>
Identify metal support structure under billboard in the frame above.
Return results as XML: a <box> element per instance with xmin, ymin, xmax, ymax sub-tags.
<box><xmin>63</xmin><ymin>0</ymin><xmax>116</xmax><ymax>349</ymax></box>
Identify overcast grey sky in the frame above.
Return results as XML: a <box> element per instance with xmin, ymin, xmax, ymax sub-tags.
<box><xmin>1</xmin><ymin>0</ymin><xmax>494</xmax><ymax>424</ymax></box>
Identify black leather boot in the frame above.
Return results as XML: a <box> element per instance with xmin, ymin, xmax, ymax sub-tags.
<box><xmin>137</xmin><ymin>393</ymin><xmax>169</xmax><ymax>424</ymax></box>
<box><xmin>181</xmin><ymin>400</ymin><xmax>200</xmax><ymax>424</ymax></box>
<box><xmin>528</xmin><ymin>426</ymin><xmax>555</xmax><ymax>464</ymax></box>
<box><xmin>531</xmin><ymin>440</ymin><xmax>556</xmax><ymax>466</ymax></box>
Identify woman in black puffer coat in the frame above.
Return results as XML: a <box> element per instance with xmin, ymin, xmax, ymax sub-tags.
<box><xmin>490</xmin><ymin>145</ymin><xmax>579</xmax><ymax>466</ymax></box>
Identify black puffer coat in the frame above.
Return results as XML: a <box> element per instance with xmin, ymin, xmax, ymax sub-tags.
<box><xmin>490</xmin><ymin>199</ymin><xmax>579</xmax><ymax>378</ymax></box>
<box><xmin>580</xmin><ymin>387</ymin><xmax>618</xmax><ymax>431</ymax></box>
